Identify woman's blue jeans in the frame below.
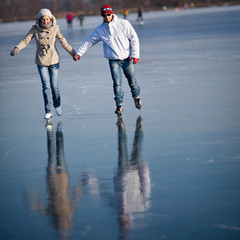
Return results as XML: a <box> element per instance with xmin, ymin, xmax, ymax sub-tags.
<box><xmin>37</xmin><ymin>63</ymin><xmax>61</xmax><ymax>113</ymax></box>
<box><xmin>109</xmin><ymin>58</ymin><xmax>140</xmax><ymax>106</ymax></box>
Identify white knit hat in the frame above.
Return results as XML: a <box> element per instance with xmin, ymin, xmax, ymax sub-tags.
<box><xmin>37</xmin><ymin>8</ymin><xmax>53</xmax><ymax>19</ymax></box>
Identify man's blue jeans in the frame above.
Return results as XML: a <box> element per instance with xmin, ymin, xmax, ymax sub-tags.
<box><xmin>37</xmin><ymin>63</ymin><xmax>61</xmax><ymax>113</ymax></box>
<box><xmin>109</xmin><ymin>58</ymin><xmax>140</xmax><ymax>106</ymax></box>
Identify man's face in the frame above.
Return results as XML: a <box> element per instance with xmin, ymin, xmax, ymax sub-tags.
<box><xmin>103</xmin><ymin>13</ymin><xmax>113</xmax><ymax>23</ymax></box>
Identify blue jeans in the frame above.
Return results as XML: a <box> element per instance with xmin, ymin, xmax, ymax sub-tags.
<box><xmin>109</xmin><ymin>58</ymin><xmax>140</xmax><ymax>106</ymax></box>
<box><xmin>37</xmin><ymin>63</ymin><xmax>61</xmax><ymax>113</ymax></box>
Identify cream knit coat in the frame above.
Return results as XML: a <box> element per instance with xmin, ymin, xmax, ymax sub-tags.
<box><xmin>15</xmin><ymin>15</ymin><xmax>74</xmax><ymax>66</ymax></box>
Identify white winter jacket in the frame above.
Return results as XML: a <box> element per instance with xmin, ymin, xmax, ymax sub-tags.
<box><xmin>76</xmin><ymin>15</ymin><xmax>140</xmax><ymax>60</ymax></box>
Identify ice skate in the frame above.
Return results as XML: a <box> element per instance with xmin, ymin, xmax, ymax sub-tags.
<box><xmin>115</xmin><ymin>105</ymin><xmax>123</xmax><ymax>117</ymax></box>
<box><xmin>44</xmin><ymin>112</ymin><xmax>52</xmax><ymax>119</ymax></box>
<box><xmin>55</xmin><ymin>106</ymin><xmax>62</xmax><ymax>116</ymax></box>
<box><xmin>44</xmin><ymin>112</ymin><xmax>52</xmax><ymax>125</ymax></box>
<box><xmin>134</xmin><ymin>98</ymin><xmax>142</xmax><ymax>110</ymax></box>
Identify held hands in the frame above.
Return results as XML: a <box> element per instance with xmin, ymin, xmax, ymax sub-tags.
<box><xmin>130</xmin><ymin>57</ymin><xmax>139</xmax><ymax>64</ymax></box>
<box><xmin>10</xmin><ymin>47</ymin><xmax>19</xmax><ymax>56</ymax></box>
<box><xmin>73</xmin><ymin>53</ymin><xmax>81</xmax><ymax>61</ymax></box>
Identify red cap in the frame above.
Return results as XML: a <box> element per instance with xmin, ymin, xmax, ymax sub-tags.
<box><xmin>100</xmin><ymin>5</ymin><xmax>113</xmax><ymax>16</ymax></box>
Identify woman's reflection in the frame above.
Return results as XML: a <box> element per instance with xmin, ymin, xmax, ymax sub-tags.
<box><xmin>46</xmin><ymin>122</ymin><xmax>75</xmax><ymax>237</ymax></box>
<box><xmin>24</xmin><ymin>122</ymin><xmax>83</xmax><ymax>239</ymax></box>
<box><xmin>114</xmin><ymin>116</ymin><xmax>151</xmax><ymax>239</ymax></box>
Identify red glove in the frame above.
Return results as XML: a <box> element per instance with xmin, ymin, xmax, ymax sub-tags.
<box><xmin>130</xmin><ymin>58</ymin><xmax>139</xmax><ymax>64</ymax></box>
<box><xmin>73</xmin><ymin>53</ymin><xmax>81</xmax><ymax>61</ymax></box>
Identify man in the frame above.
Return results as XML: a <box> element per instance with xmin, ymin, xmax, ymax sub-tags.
<box><xmin>73</xmin><ymin>5</ymin><xmax>142</xmax><ymax>117</ymax></box>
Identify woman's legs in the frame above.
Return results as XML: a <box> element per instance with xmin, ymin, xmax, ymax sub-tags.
<box><xmin>48</xmin><ymin>63</ymin><xmax>61</xmax><ymax>109</ymax></box>
<box><xmin>37</xmin><ymin>63</ymin><xmax>60</xmax><ymax>115</ymax></box>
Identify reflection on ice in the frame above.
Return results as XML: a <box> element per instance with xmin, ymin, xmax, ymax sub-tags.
<box><xmin>25</xmin><ymin>120</ymin><xmax>151</xmax><ymax>239</ymax></box>
<box><xmin>23</xmin><ymin>117</ymin><xmax>151</xmax><ymax>239</ymax></box>
<box><xmin>212</xmin><ymin>224</ymin><xmax>240</xmax><ymax>231</ymax></box>
<box><xmin>24</xmin><ymin>122</ymin><xmax>100</xmax><ymax>239</ymax></box>
<box><xmin>24</xmin><ymin>122</ymin><xmax>77</xmax><ymax>239</ymax></box>
<box><xmin>114</xmin><ymin>116</ymin><xmax>151</xmax><ymax>239</ymax></box>
<box><xmin>46</xmin><ymin>122</ymin><xmax>73</xmax><ymax>238</ymax></box>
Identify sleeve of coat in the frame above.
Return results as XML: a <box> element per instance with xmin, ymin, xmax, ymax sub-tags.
<box><xmin>56</xmin><ymin>26</ymin><xmax>75</xmax><ymax>56</ymax></box>
<box><xmin>15</xmin><ymin>27</ymin><xmax>35</xmax><ymax>51</ymax></box>
<box><xmin>75</xmin><ymin>29</ymin><xmax>101</xmax><ymax>56</ymax></box>
<box><xmin>126</xmin><ymin>22</ymin><xmax>140</xmax><ymax>59</ymax></box>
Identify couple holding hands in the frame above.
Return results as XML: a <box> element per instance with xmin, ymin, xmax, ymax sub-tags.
<box><xmin>10</xmin><ymin>5</ymin><xmax>142</xmax><ymax>119</ymax></box>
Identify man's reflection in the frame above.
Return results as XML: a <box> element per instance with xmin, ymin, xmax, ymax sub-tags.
<box><xmin>114</xmin><ymin>116</ymin><xmax>151</xmax><ymax>240</ymax></box>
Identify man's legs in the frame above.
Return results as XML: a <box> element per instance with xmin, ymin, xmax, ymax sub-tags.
<box><xmin>122</xmin><ymin>58</ymin><xmax>142</xmax><ymax>109</ymax></box>
<box><xmin>109</xmin><ymin>58</ymin><xmax>142</xmax><ymax>116</ymax></box>
<box><xmin>109</xmin><ymin>59</ymin><xmax>124</xmax><ymax>106</ymax></box>
<box><xmin>122</xmin><ymin>58</ymin><xmax>140</xmax><ymax>99</ymax></box>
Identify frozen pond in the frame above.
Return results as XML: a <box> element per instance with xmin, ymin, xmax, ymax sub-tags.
<box><xmin>1</xmin><ymin>5</ymin><xmax>240</xmax><ymax>240</ymax></box>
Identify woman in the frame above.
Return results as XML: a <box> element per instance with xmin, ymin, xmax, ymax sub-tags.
<box><xmin>10</xmin><ymin>8</ymin><xmax>75</xmax><ymax>120</ymax></box>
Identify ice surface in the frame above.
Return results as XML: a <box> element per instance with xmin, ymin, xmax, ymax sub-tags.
<box><xmin>0</xmin><ymin>6</ymin><xmax>240</xmax><ymax>240</ymax></box>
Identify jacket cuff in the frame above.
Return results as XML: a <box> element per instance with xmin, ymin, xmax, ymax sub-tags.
<box><xmin>70</xmin><ymin>49</ymin><xmax>75</xmax><ymax>56</ymax></box>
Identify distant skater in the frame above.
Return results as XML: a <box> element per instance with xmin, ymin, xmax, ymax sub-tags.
<box><xmin>10</xmin><ymin>8</ymin><xmax>75</xmax><ymax>120</ymax></box>
<box><xmin>73</xmin><ymin>5</ymin><xmax>142</xmax><ymax>117</ymax></box>
<box><xmin>66</xmin><ymin>12</ymin><xmax>74</xmax><ymax>30</ymax></box>
<box><xmin>78</xmin><ymin>14</ymin><xmax>84</xmax><ymax>27</ymax></box>
<box><xmin>137</xmin><ymin>6</ymin><xmax>144</xmax><ymax>25</ymax></box>
<box><xmin>122</xmin><ymin>8</ymin><xmax>129</xmax><ymax>19</ymax></box>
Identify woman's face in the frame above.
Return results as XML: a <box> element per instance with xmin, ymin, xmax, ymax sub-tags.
<box><xmin>41</xmin><ymin>16</ymin><xmax>51</xmax><ymax>25</ymax></box>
